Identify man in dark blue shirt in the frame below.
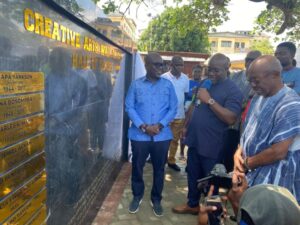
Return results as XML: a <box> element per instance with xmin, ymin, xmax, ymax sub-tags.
<box><xmin>125</xmin><ymin>52</ymin><xmax>177</xmax><ymax>217</ymax></box>
<box><xmin>173</xmin><ymin>53</ymin><xmax>243</xmax><ymax>215</ymax></box>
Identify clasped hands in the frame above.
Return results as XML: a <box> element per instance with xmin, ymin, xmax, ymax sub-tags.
<box><xmin>140</xmin><ymin>124</ymin><xmax>162</xmax><ymax>136</ymax></box>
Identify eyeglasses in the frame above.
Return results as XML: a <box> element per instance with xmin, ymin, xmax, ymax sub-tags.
<box><xmin>152</xmin><ymin>62</ymin><xmax>164</xmax><ymax>68</ymax></box>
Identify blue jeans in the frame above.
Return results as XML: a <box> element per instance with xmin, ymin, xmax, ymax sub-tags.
<box><xmin>186</xmin><ymin>147</ymin><xmax>219</xmax><ymax>207</ymax></box>
<box><xmin>131</xmin><ymin>140</ymin><xmax>170</xmax><ymax>203</ymax></box>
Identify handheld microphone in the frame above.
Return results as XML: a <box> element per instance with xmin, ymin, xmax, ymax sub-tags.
<box><xmin>195</xmin><ymin>79</ymin><xmax>212</xmax><ymax>105</ymax></box>
<box><xmin>200</xmin><ymin>79</ymin><xmax>212</xmax><ymax>89</ymax></box>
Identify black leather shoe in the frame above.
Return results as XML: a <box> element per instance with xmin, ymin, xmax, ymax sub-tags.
<box><xmin>168</xmin><ymin>163</ymin><xmax>181</xmax><ymax>172</ymax></box>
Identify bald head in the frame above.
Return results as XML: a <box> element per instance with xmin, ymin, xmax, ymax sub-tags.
<box><xmin>144</xmin><ymin>52</ymin><xmax>162</xmax><ymax>66</ymax></box>
<box><xmin>144</xmin><ymin>52</ymin><xmax>163</xmax><ymax>79</ymax></box>
<box><xmin>247</xmin><ymin>55</ymin><xmax>283</xmax><ymax>97</ymax></box>
<box><xmin>249</xmin><ymin>55</ymin><xmax>282</xmax><ymax>77</ymax></box>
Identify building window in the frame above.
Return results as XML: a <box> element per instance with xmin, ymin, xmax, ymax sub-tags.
<box><xmin>211</xmin><ymin>41</ymin><xmax>217</xmax><ymax>47</ymax></box>
<box><xmin>234</xmin><ymin>42</ymin><xmax>240</xmax><ymax>48</ymax></box>
<box><xmin>241</xmin><ymin>42</ymin><xmax>245</xmax><ymax>48</ymax></box>
<box><xmin>221</xmin><ymin>41</ymin><xmax>232</xmax><ymax>47</ymax></box>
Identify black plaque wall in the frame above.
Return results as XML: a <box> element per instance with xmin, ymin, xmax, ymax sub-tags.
<box><xmin>0</xmin><ymin>0</ymin><xmax>131</xmax><ymax>224</ymax></box>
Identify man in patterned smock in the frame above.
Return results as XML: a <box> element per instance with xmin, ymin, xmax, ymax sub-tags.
<box><xmin>234</xmin><ymin>55</ymin><xmax>300</xmax><ymax>204</ymax></box>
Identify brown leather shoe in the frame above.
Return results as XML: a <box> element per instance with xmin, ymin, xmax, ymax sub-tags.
<box><xmin>172</xmin><ymin>204</ymin><xmax>199</xmax><ymax>215</ymax></box>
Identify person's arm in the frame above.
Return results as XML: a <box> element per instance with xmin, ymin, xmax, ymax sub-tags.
<box><xmin>180</xmin><ymin>102</ymin><xmax>195</xmax><ymax>139</ymax></box>
<box><xmin>125</xmin><ymin>82</ymin><xmax>145</xmax><ymax>129</ymax></box>
<box><xmin>234</xmin><ymin>145</ymin><xmax>245</xmax><ymax>174</ymax></box>
<box><xmin>227</xmin><ymin>173</ymin><xmax>248</xmax><ymax>216</ymax></box>
<box><xmin>159</xmin><ymin>84</ymin><xmax>178</xmax><ymax>127</ymax></box>
<box><xmin>197</xmin><ymin>88</ymin><xmax>238</xmax><ymax>125</ymax></box>
<box><xmin>246</xmin><ymin>137</ymin><xmax>294</xmax><ymax>170</ymax></box>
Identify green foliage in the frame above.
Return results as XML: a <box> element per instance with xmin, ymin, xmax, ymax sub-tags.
<box><xmin>250</xmin><ymin>39</ymin><xmax>274</xmax><ymax>54</ymax></box>
<box><xmin>102</xmin><ymin>0</ymin><xmax>118</xmax><ymax>14</ymax></box>
<box><xmin>138</xmin><ymin>1</ymin><xmax>229</xmax><ymax>53</ymax></box>
<box><xmin>254</xmin><ymin>1</ymin><xmax>300</xmax><ymax>41</ymax></box>
<box><xmin>93</xmin><ymin>0</ymin><xmax>118</xmax><ymax>14</ymax></box>
<box><xmin>92</xmin><ymin>0</ymin><xmax>299</xmax><ymax>38</ymax></box>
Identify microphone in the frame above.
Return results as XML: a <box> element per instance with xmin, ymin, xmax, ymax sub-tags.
<box><xmin>195</xmin><ymin>79</ymin><xmax>212</xmax><ymax>105</ymax></box>
<box><xmin>200</xmin><ymin>79</ymin><xmax>212</xmax><ymax>89</ymax></box>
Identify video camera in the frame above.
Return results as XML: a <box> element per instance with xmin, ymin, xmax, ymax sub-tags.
<box><xmin>198</xmin><ymin>164</ymin><xmax>232</xmax><ymax>225</ymax></box>
<box><xmin>197</xmin><ymin>164</ymin><xmax>232</xmax><ymax>191</ymax></box>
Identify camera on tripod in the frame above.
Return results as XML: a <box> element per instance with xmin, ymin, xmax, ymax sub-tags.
<box><xmin>197</xmin><ymin>164</ymin><xmax>232</xmax><ymax>191</ymax></box>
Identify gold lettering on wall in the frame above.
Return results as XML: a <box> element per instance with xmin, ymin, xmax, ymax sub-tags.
<box><xmin>0</xmin><ymin>93</ymin><xmax>44</xmax><ymax>122</ymax></box>
<box><xmin>26</xmin><ymin>205</ymin><xmax>47</xmax><ymax>225</ymax></box>
<box><xmin>24</xmin><ymin>8</ymin><xmax>81</xmax><ymax>48</ymax></box>
<box><xmin>23</xmin><ymin>8</ymin><xmax>123</xmax><ymax>59</ymax></box>
<box><xmin>2</xmin><ymin>188</ymin><xmax>46</xmax><ymax>225</ymax></box>
<box><xmin>0</xmin><ymin>114</ymin><xmax>44</xmax><ymax>149</ymax></box>
<box><xmin>0</xmin><ymin>153</ymin><xmax>45</xmax><ymax>198</ymax></box>
<box><xmin>0</xmin><ymin>134</ymin><xmax>45</xmax><ymax>173</ymax></box>
<box><xmin>0</xmin><ymin>72</ymin><xmax>44</xmax><ymax>95</ymax></box>
<box><xmin>72</xmin><ymin>53</ymin><xmax>117</xmax><ymax>73</ymax></box>
<box><xmin>0</xmin><ymin>171</ymin><xmax>46</xmax><ymax>222</ymax></box>
<box><xmin>23</xmin><ymin>8</ymin><xmax>34</xmax><ymax>32</ymax></box>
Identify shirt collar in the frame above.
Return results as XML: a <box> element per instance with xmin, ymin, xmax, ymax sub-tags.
<box><xmin>141</xmin><ymin>75</ymin><xmax>161</xmax><ymax>82</ymax></box>
<box><xmin>168</xmin><ymin>71</ymin><xmax>183</xmax><ymax>79</ymax></box>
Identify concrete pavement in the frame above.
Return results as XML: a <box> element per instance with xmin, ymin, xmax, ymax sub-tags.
<box><xmin>92</xmin><ymin>152</ymin><xmax>235</xmax><ymax>225</ymax></box>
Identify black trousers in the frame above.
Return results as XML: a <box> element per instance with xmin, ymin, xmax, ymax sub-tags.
<box><xmin>222</xmin><ymin>129</ymin><xmax>240</xmax><ymax>172</ymax></box>
<box><xmin>186</xmin><ymin>147</ymin><xmax>219</xmax><ymax>207</ymax></box>
<box><xmin>131</xmin><ymin>140</ymin><xmax>170</xmax><ymax>203</ymax></box>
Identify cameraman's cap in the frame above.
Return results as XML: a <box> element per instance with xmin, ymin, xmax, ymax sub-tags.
<box><xmin>237</xmin><ymin>184</ymin><xmax>300</xmax><ymax>225</ymax></box>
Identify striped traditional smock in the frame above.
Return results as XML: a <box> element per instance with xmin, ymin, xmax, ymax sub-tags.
<box><xmin>241</xmin><ymin>86</ymin><xmax>300</xmax><ymax>203</ymax></box>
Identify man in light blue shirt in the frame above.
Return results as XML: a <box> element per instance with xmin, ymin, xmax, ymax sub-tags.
<box><xmin>125</xmin><ymin>52</ymin><xmax>177</xmax><ymax>216</ymax></box>
<box><xmin>162</xmin><ymin>56</ymin><xmax>189</xmax><ymax>171</ymax></box>
<box><xmin>275</xmin><ymin>41</ymin><xmax>300</xmax><ymax>94</ymax></box>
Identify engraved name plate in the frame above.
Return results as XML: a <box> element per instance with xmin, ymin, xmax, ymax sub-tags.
<box><xmin>0</xmin><ymin>93</ymin><xmax>44</xmax><ymax>122</ymax></box>
<box><xmin>0</xmin><ymin>72</ymin><xmax>44</xmax><ymax>95</ymax></box>
<box><xmin>0</xmin><ymin>134</ymin><xmax>45</xmax><ymax>174</ymax></box>
<box><xmin>2</xmin><ymin>188</ymin><xmax>46</xmax><ymax>225</ymax></box>
<box><xmin>0</xmin><ymin>152</ymin><xmax>45</xmax><ymax>198</ymax></box>
<box><xmin>0</xmin><ymin>170</ymin><xmax>46</xmax><ymax>222</ymax></box>
<box><xmin>0</xmin><ymin>114</ymin><xmax>44</xmax><ymax>149</ymax></box>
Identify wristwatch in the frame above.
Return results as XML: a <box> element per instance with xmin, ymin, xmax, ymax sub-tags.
<box><xmin>139</xmin><ymin>124</ymin><xmax>147</xmax><ymax>133</ymax></box>
<box><xmin>208</xmin><ymin>98</ymin><xmax>215</xmax><ymax>106</ymax></box>
<box><xmin>243</xmin><ymin>157</ymin><xmax>252</xmax><ymax>173</ymax></box>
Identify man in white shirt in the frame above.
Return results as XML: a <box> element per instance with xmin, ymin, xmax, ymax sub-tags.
<box><xmin>162</xmin><ymin>56</ymin><xmax>189</xmax><ymax>171</ymax></box>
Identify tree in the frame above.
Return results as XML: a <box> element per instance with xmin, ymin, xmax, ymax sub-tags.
<box><xmin>254</xmin><ymin>4</ymin><xmax>300</xmax><ymax>41</ymax></box>
<box><xmin>213</xmin><ymin>0</ymin><xmax>299</xmax><ymax>36</ymax></box>
<box><xmin>138</xmin><ymin>7</ymin><xmax>207</xmax><ymax>52</ymax></box>
<box><xmin>93</xmin><ymin>0</ymin><xmax>300</xmax><ymax>40</ymax></box>
<box><xmin>250</xmin><ymin>39</ymin><xmax>274</xmax><ymax>54</ymax></box>
<box><xmin>138</xmin><ymin>2</ymin><xmax>229</xmax><ymax>52</ymax></box>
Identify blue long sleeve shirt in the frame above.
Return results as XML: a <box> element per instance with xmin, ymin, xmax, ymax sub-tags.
<box><xmin>125</xmin><ymin>76</ymin><xmax>178</xmax><ymax>141</ymax></box>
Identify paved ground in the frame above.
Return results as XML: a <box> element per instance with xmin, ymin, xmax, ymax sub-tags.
<box><xmin>110</xmin><ymin>156</ymin><xmax>199</xmax><ymax>225</ymax></box>
<box><xmin>92</xmin><ymin>150</ymin><xmax>235</xmax><ymax>225</ymax></box>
